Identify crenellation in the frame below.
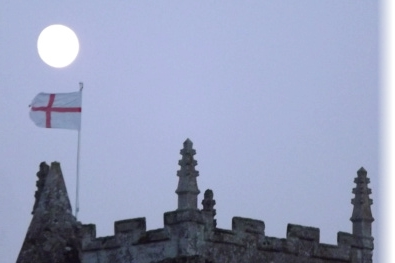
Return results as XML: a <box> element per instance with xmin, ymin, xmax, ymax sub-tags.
<box><xmin>18</xmin><ymin>140</ymin><xmax>375</xmax><ymax>262</ymax></box>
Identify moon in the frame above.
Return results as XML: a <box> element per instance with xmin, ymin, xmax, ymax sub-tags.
<box><xmin>37</xmin><ymin>25</ymin><xmax>79</xmax><ymax>68</ymax></box>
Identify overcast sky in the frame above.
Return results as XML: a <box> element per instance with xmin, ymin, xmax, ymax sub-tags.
<box><xmin>0</xmin><ymin>1</ymin><xmax>380</xmax><ymax>262</ymax></box>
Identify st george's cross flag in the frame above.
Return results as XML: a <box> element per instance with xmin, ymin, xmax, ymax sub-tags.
<box><xmin>29</xmin><ymin>92</ymin><xmax>82</xmax><ymax>130</ymax></box>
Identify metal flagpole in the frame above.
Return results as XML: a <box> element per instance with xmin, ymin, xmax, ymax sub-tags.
<box><xmin>75</xmin><ymin>82</ymin><xmax>83</xmax><ymax>219</ymax></box>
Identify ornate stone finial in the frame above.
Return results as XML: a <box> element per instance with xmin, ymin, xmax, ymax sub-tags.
<box><xmin>175</xmin><ymin>139</ymin><xmax>200</xmax><ymax>210</ymax></box>
<box><xmin>202</xmin><ymin>189</ymin><xmax>217</xmax><ymax>227</ymax></box>
<box><xmin>202</xmin><ymin>189</ymin><xmax>216</xmax><ymax>211</ymax></box>
<box><xmin>350</xmin><ymin>167</ymin><xmax>374</xmax><ymax>237</ymax></box>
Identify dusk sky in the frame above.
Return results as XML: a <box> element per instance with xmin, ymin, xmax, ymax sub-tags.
<box><xmin>1</xmin><ymin>1</ymin><xmax>381</xmax><ymax>262</ymax></box>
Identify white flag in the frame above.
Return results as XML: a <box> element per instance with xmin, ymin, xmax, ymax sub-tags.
<box><xmin>29</xmin><ymin>92</ymin><xmax>82</xmax><ymax>130</ymax></box>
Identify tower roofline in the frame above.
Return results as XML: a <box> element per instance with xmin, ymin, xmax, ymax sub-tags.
<box><xmin>17</xmin><ymin>141</ymin><xmax>374</xmax><ymax>263</ymax></box>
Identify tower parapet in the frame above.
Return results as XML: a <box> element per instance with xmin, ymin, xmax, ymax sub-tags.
<box><xmin>17</xmin><ymin>140</ymin><xmax>375</xmax><ymax>263</ymax></box>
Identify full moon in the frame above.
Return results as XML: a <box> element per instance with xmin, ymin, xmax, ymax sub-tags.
<box><xmin>37</xmin><ymin>24</ymin><xmax>79</xmax><ymax>68</ymax></box>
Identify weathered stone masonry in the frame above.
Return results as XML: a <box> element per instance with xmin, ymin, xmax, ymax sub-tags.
<box><xmin>17</xmin><ymin>139</ymin><xmax>374</xmax><ymax>263</ymax></box>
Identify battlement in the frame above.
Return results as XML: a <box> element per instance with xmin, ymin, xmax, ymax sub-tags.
<box><xmin>17</xmin><ymin>140</ymin><xmax>375</xmax><ymax>263</ymax></box>
<box><xmin>80</xmin><ymin>213</ymin><xmax>372</xmax><ymax>262</ymax></box>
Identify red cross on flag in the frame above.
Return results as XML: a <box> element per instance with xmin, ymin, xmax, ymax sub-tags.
<box><xmin>29</xmin><ymin>92</ymin><xmax>82</xmax><ymax>130</ymax></box>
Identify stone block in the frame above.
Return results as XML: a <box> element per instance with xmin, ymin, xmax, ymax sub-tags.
<box><xmin>81</xmin><ymin>224</ymin><xmax>97</xmax><ymax>239</ymax></box>
<box><xmin>210</xmin><ymin>228</ymin><xmax>239</xmax><ymax>245</ymax></box>
<box><xmin>337</xmin><ymin>232</ymin><xmax>374</xmax><ymax>250</ymax></box>
<box><xmin>232</xmin><ymin>217</ymin><xmax>265</xmax><ymax>235</ymax></box>
<box><xmin>337</xmin><ymin>232</ymin><xmax>354</xmax><ymax>246</ymax></box>
<box><xmin>164</xmin><ymin>210</ymin><xmax>204</xmax><ymax>225</ymax></box>
<box><xmin>259</xmin><ymin>237</ymin><xmax>288</xmax><ymax>252</ymax></box>
<box><xmin>115</xmin><ymin>217</ymin><xmax>146</xmax><ymax>234</ymax></box>
<box><xmin>313</xmin><ymin>243</ymin><xmax>350</xmax><ymax>261</ymax></box>
<box><xmin>137</xmin><ymin>229</ymin><xmax>170</xmax><ymax>244</ymax></box>
<box><xmin>83</xmin><ymin>236</ymin><xmax>120</xmax><ymax>251</ymax></box>
<box><xmin>287</xmin><ymin>224</ymin><xmax>320</xmax><ymax>242</ymax></box>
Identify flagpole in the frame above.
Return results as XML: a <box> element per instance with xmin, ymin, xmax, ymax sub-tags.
<box><xmin>75</xmin><ymin>82</ymin><xmax>83</xmax><ymax>220</ymax></box>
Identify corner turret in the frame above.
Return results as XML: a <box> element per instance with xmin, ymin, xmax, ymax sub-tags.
<box><xmin>350</xmin><ymin>167</ymin><xmax>374</xmax><ymax>237</ymax></box>
<box><xmin>17</xmin><ymin>162</ymin><xmax>81</xmax><ymax>263</ymax></box>
<box><xmin>175</xmin><ymin>139</ymin><xmax>200</xmax><ymax>210</ymax></box>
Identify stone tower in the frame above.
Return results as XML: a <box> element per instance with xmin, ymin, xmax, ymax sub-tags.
<box><xmin>17</xmin><ymin>139</ymin><xmax>374</xmax><ymax>263</ymax></box>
